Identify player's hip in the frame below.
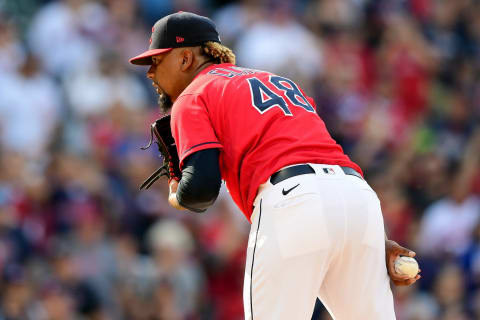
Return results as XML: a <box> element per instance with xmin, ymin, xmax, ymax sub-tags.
<box><xmin>253</xmin><ymin>163</ymin><xmax>375</xmax><ymax>210</ymax></box>
<box><xmin>251</xmin><ymin>163</ymin><xmax>385</xmax><ymax>252</ymax></box>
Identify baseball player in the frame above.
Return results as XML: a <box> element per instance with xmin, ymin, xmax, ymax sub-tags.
<box><xmin>130</xmin><ymin>12</ymin><xmax>420</xmax><ymax>320</ymax></box>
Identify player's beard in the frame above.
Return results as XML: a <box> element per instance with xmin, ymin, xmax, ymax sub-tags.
<box><xmin>158</xmin><ymin>91</ymin><xmax>173</xmax><ymax>113</ymax></box>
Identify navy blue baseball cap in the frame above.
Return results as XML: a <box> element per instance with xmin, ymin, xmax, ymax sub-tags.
<box><xmin>129</xmin><ymin>12</ymin><xmax>221</xmax><ymax>65</ymax></box>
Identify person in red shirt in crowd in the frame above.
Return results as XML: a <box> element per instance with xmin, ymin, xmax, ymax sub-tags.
<box><xmin>130</xmin><ymin>11</ymin><xmax>420</xmax><ymax>320</ymax></box>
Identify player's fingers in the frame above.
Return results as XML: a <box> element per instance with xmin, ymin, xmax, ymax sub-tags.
<box><xmin>392</xmin><ymin>279</ymin><xmax>409</xmax><ymax>286</ymax></box>
<box><xmin>392</xmin><ymin>276</ymin><xmax>420</xmax><ymax>286</ymax></box>
<box><xmin>387</xmin><ymin>266</ymin><xmax>410</xmax><ymax>282</ymax></box>
<box><xmin>390</xmin><ymin>272</ymin><xmax>411</xmax><ymax>281</ymax></box>
<box><xmin>387</xmin><ymin>257</ymin><xmax>400</xmax><ymax>276</ymax></box>
<box><xmin>386</xmin><ymin>240</ymin><xmax>412</xmax><ymax>256</ymax></box>
<box><xmin>391</xmin><ymin>241</ymin><xmax>416</xmax><ymax>257</ymax></box>
<box><xmin>405</xmin><ymin>275</ymin><xmax>421</xmax><ymax>285</ymax></box>
<box><xmin>393</xmin><ymin>274</ymin><xmax>421</xmax><ymax>286</ymax></box>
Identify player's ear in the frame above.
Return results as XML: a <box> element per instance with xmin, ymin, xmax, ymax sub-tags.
<box><xmin>180</xmin><ymin>48</ymin><xmax>194</xmax><ymax>72</ymax></box>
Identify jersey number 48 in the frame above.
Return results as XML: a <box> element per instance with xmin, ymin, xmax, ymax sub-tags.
<box><xmin>247</xmin><ymin>76</ymin><xmax>315</xmax><ymax>116</ymax></box>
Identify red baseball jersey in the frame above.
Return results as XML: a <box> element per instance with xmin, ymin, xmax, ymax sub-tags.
<box><xmin>171</xmin><ymin>63</ymin><xmax>362</xmax><ymax>221</ymax></box>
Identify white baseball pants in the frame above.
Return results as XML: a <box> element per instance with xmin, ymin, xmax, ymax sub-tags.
<box><xmin>243</xmin><ymin>164</ymin><xmax>396</xmax><ymax>320</ymax></box>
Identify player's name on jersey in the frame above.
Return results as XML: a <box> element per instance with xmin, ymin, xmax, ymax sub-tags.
<box><xmin>208</xmin><ymin>66</ymin><xmax>258</xmax><ymax>78</ymax></box>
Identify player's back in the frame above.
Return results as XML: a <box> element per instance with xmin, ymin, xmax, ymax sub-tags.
<box><xmin>175</xmin><ymin>63</ymin><xmax>361</xmax><ymax>217</ymax></box>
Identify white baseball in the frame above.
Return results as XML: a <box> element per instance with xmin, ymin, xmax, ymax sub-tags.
<box><xmin>394</xmin><ymin>256</ymin><xmax>419</xmax><ymax>278</ymax></box>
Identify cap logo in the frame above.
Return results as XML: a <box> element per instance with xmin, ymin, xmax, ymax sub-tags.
<box><xmin>149</xmin><ymin>26</ymin><xmax>155</xmax><ymax>44</ymax></box>
<box><xmin>176</xmin><ymin>36</ymin><xmax>185</xmax><ymax>43</ymax></box>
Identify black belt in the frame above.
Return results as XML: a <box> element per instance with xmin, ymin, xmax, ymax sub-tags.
<box><xmin>270</xmin><ymin>164</ymin><xmax>363</xmax><ymax>185</ymax></box>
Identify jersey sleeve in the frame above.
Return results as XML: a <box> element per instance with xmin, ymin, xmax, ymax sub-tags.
<box><xmin>171</xmin><ymin>93</ymin><xmax>223</xmax><ymax>169</ymax></box>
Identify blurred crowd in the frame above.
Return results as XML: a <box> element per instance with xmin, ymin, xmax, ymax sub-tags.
<box><xmin>0</xmin><ymin>0</ymin><xmax>479</xmax><ymax>319</ymax></box>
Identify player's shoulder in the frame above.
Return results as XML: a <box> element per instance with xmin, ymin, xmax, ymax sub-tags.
<box><xmin>199</xmin><ymin>63</ymin><xmax>274</xmax><ymax>87</ymax></box>
<box><xmin>205</xmin><ymin>63</ymin><xmax>269</xmax><ymax>79</ymax></box>
<box><xmin>180</xmin><ymin>64</ymin><xmax>269</xmax><ymax>97</ymax></box>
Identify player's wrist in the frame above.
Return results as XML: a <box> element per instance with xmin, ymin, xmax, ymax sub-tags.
<box><xmin>167</xmin><ymin>179</ymin><xmax>185</xmax><ymax>210</ymax></box>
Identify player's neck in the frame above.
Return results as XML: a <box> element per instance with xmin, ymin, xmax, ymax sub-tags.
<box><xmin>171</xmin><ymin>60</ymin><xmax>215</xmax><ymax>102</ymax></box>
<box><xmin>193</xmin><ymin>59</ymin><xmax>215</xmax><ymax>78</ymax></box>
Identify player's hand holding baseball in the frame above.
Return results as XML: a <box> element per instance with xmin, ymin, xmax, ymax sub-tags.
<box><xmin>385</xmin><ymin>239</ymin><xmax>421</xmax><ymax>286</ymax></box>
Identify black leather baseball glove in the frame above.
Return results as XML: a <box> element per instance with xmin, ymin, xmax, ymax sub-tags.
<box><xmin>140</xmin><ymin>115</ymin><xmax>181</xmax><ymax>189</ymax></box>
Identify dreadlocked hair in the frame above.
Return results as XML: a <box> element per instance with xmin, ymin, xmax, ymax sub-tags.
<box><xmin>201</xmin><ymin>41</ymin><xmax>236</xmax><ymax>64</ymax></box>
